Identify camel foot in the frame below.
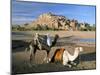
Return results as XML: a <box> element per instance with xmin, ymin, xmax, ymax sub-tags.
<box><xmin>70</xmin><ymin>61</ymin><xmax>77</xmax><ymax>66</ymax></box>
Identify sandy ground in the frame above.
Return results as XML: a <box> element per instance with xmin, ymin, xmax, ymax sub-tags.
<box><xmin>12</xmin><ymin>31</ymin><xmax>96</xmax><ymax>74</ymax></box>
<box><xmin>32</xmin><ymin>31</ymin><xmax>95</xmax><ymax>38</ymax></box>
<box><xmin>12</xmin><ymin>31</ymin><xmax>95</xmax><ymax>40</ymax></box>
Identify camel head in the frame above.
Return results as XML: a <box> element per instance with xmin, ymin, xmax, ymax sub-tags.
<box><xmin>55</xmin><ymin>34</ymin><xmax>59</xmax><ymax>39</ymax></box>
<box><xmin>50</xmin><ymin>34</ymin><xmax>59</xmax><ymax>48</ymax></box>
<box><xmin>75</xmin><ymin>47</ymin><xmax>83</xmax><ymax>52</ymax></box>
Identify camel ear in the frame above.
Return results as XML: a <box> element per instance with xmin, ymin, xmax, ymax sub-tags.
<box><xmin>79</xmin><ymin>47</ymin><xmax>83</xmax><ymax>52</ymax></box>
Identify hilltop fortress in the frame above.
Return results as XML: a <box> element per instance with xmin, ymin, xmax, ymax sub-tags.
<box><xmin>17</xmin><ymin>12</ymin><xmax>93</xmax><ymax>31</ymax></box>
<box><xmin>27</xmin><ymin>12</ymin><xmax>79</xmax><ymax>31</ymax></box>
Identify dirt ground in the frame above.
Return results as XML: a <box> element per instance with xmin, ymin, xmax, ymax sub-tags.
<box><xmin>12</xmin><ymin>31</ymin><xmax>96</xmax><ymax>74</ymax></box>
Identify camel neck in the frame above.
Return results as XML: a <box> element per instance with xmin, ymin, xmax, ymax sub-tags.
<box><xmin>67</xmin><ymin>49</ymin><xmax>79</xmax><ymax>61</ymax></box>
<box><xmin>74</xmin><ymin>49</ymin><xmax>79</xmax><ymax>56</ymax></box>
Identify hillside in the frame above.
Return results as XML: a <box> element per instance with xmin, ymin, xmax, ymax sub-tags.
<box><xmin>26</xmin><ymin>12</ymin><xmax>78</xmax><ymax>31</ymax></box>
<box><xmin>12</xmin><ymin>12</ymin><xmax>95</xmax><ymax>31</ymax></box>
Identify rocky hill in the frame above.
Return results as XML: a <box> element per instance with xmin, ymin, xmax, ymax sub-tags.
<box><xmin>24</xmin><ymin>12</ymin><xmax>86</xmax><ymax>31</ymax></box>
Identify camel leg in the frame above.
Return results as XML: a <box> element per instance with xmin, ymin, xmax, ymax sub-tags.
<box><xmin>63</xmin><ymin>57</ymin><xmax>72</xmax><ymax>68</ymax></box>
<box><xmin>43</xmin><ymin>51</ymin><xmax>51</xmax><ymax>63</ymax></box>
<box><xmin>43</xmin><ymin>52</ymin><xmax>49</xmax><ymax>63</ymax></box>
<box><xmin>63</xmin><ymin>62</ymin><xmax>72</xmax><ymax>68</ymax></box>
<box><xmin>47</xmin><ymin>51</ymin><xmax>51</xmax><ymax>63</ymax></box>
<box><xmin>30</xmin><ymin>53</ymin><xmax>33</xmax><ymax>63</ymax></box>
<box><xmin>29</xmin><ymin>45</ymin><xmax>35</xmax><ymax>63</ymax></box>
<box><xmin>66</xmin><ymin>64</ymin><xmax>72</xmax><ymax>68</ymax></box>
<box><xmin>29</xmin><ymin>52</ymin><xmax>34</xmax><ymax>63</ymax></box>
<box><xmin>29</xmin><ymin>52</ymin><xmax>36</xmax><ymax>67</ymax></box>
<box><xmin>63</xmin><ymin>61</ymin><xmax>72</xmax><ymax>68</ymax></box>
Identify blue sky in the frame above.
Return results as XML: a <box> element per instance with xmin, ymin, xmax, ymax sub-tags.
<box><xmin>12</xmin><ymin>0</ymin><xmax>96</xmax><ymax>25</ymax></box>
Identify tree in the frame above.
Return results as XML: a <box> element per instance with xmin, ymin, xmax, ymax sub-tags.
<box><xmin>16</xmin><ymin>25</ymin><xmax>21</xmax><ymax>30</ymax></box>
<box><xmin>84</xmin><ymin>23</ymin><xmax>91</xmax><ymax>31</ymax></box>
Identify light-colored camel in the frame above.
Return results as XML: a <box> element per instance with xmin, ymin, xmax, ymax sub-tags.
<box><xmin>50</xmin><ymin>47</ymin><xmax>83</xmax><ymax>67</ymax></box>
<box><xmin>63</xmin><ymin>47</ymin><xmax>83</xmax><ymax>67</ymax></box>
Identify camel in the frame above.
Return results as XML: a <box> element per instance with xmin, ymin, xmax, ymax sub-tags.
<box><xmin>25</xmin><ymin>33</ymin><xmax>42</xmax><ymax>63</ymax></box>
<box><xmin>63</xmin><ymin>47</ymin><xmax>83</xmax><ymax>67</ymax></box>
<box><xmin>50</xmin><ymin>47</ymin><xmax>83</xmax><ymax>67</ymax></box>
<box><xmin>25</xmin><ymin>33</ymin><xmax>59</xmax><ymax>63</ymax></box>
